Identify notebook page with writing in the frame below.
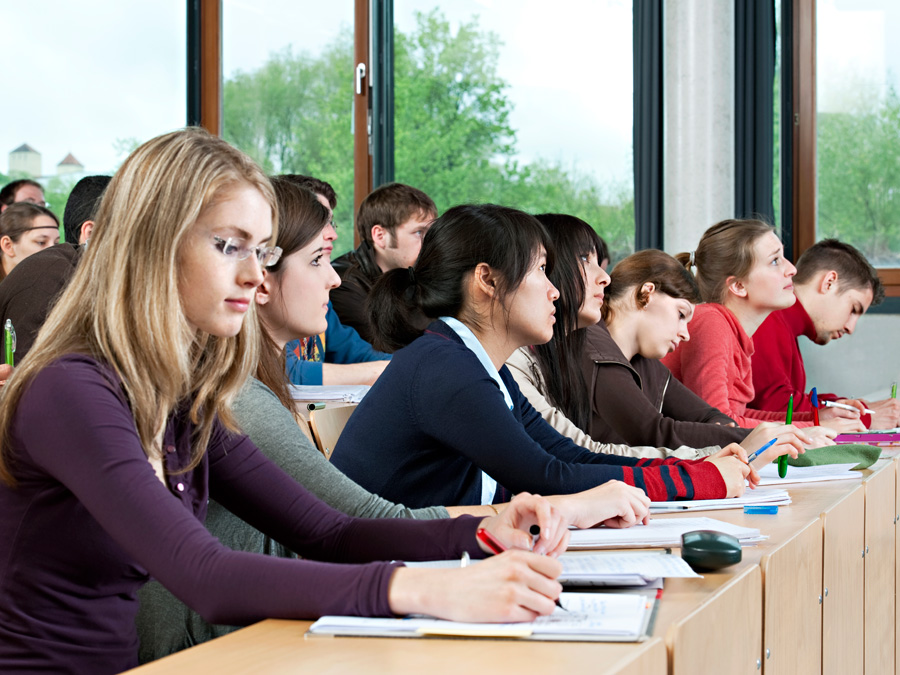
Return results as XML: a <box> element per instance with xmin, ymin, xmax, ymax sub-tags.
<box><xmin>307</xmin><ymin>592</ymin><xmax>652</xmax><ymax>642</ymax></box>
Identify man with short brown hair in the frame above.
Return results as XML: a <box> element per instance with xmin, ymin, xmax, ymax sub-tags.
<box><xmin>331</xmin><ymin>182</ymin><xmax>436</xmax><ymax>342</ymax></box>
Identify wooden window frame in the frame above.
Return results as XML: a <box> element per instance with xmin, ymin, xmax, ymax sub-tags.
<box><xmin>792</xmin><ymin>0</ymin><xmax>900</xmax><ymax>297</ymax></box>
<box><xmin>197</xmin><ymin>0</ymin><xmax>369</xmax><ymax>247</ymax></box>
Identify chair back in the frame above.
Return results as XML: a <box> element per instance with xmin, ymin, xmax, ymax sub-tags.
<box><xmin>309</xmin><ymin>405</ymin><xmax>356</xmax><ymax>460</ymax></box>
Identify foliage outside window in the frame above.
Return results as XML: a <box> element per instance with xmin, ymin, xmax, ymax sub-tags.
<box><xmin>225</xmin><ymin>2</ymin><xmax>635</xmax><ymax>261</ymax></box>
<box><xmin>816</xmin><ymin>0</ymin><xmax>900</xmax><ymax>266</ymax></box>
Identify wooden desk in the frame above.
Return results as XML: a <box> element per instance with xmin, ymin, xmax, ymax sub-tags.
<box><xmin>124</xmin><ymin>620</ymin><xmax>667</xmax><ymax>674</ymax></box>
<box><xmin>126</xmin><ymin>460</ymin><xmax>900</xmax><ymax>675</ymax></box>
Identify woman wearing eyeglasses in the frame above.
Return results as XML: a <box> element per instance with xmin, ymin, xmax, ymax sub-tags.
<box><xmin>0</xmin><ymin>202</ymin><xmax>60</xmax><ymax>281</ymax></box>
<box><xmin>0</xmin><ymin>129</ymin><xmax>571</xmax><ymax>674</ymax></box>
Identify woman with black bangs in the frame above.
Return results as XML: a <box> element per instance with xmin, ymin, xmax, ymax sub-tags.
<box><xmin>331</xmin><ymin>204</ymin><xmax>756</xmax><ymax>507</ymax></box>
<box><xmin>506</xmin><ymin>214</ymin><xmax>716</xmax><ymax>460</ymax></box>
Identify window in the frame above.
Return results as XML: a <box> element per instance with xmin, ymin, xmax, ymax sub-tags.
<box><xmin>0</xmin><ymin>2</ymin><xmax>186</xmax><ymax>237</ymax></box>
<box><xmin>392</xmin><ymin>1</ymin><xmax>635</xmax><ymax>262</ymax></box>
<box><xmin>222</xmin><ymin>0</ymin><xmax>356</xmax><ymax>255</ymax></box>
<box><xmin>815</xmin><ymin>0</ymin><xmax>900</xmax><ymax>267</ymax></box>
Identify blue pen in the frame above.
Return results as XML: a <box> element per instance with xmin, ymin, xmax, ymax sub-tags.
<box><xmin>746</xmin><ymin>437</ymin><xmax>778</xmax><ymax>464</ymax></box>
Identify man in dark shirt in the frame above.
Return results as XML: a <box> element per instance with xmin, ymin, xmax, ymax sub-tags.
<box><xmin>331</xmin><ymin>183</ymin><xmax>436</xmax><ymax>343</ymax></box>
<box><xmin>0</xmin><ymin>175</ymin><xmax>110</xmax><ymax>362</ymax></box>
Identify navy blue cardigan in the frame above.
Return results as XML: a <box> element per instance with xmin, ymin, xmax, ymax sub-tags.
<box><xmin>332</xmin><ymin>321</ymin><xmax>724</xmax><ymax>506</ymax></box>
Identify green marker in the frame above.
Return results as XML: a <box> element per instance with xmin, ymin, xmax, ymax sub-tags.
<box><xmin>778</xmin><ymin>395</ymin><xmax>792</xmax><ymax>478</ymax></box>
<box><xmin>892</xmin><ymin>382</ymin><xmax>897</xmax><ymax>399</ymax></box>
<box><xmin>4</xmin><ymin>319</ymin><xmax>15</xmax><ymax>367</ymax></box>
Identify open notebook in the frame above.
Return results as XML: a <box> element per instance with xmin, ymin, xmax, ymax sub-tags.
<box><xmin>649</xmin><ymin>488</ymin><xmax>791</xmax><ymax>513</ymax></box>
<box><xmin>567</xmin><ymin>517</ymin><xmax>765</xmax><ymax>549</ymax></box>
<box><xmin>308</xmin><ymin>591</ymin><xmax>658</xmax><ymax>642</ymax></box>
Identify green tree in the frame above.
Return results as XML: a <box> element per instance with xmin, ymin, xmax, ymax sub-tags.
<box><xmin>223</xmin><ymin>34</ymin><xmax>356</xmax><ymax>253</ymax></box>
<box><xmin>817</xmin><ymin>87</ymin><xmax>900</xmax><ymax>264</ymax></box>
<box><xmin>222</xmin><ymin>11</ymin><xmax>634</xmax><ymax>260</ymax></box>
<box><xmin>394</xmin><ymin>10</ymin><xmax>634</xmax><ymax>262</ymax></box>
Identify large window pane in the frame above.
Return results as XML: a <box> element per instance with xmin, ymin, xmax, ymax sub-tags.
<box><xmin>0</xmin><ymin>2</ymin><xmax>186</xmax><ymax>238</ymax></box>
<box><xmin>816</xmin><ymin>0</ymin><xmax>900</xmax><ymax>266</ymax></box>
<box><xmin>223</xmin><ymin>0</ymin><xmax>356</xmax><ymax>255</ymax></box>
<box><xmin>394</xmin><ymin>1</ymin><xmax>635</xmax><ymax>262</ymax></box>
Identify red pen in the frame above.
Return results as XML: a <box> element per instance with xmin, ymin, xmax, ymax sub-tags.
<box><xmin>810</xmin><ymin>387</ymin><xmax>820</xmax><ymax>426</ymax></box>
<box><xmin>477</xmin><ymin>526</ymin><xmax>567</xmax><ymax>612</ymax></box>
<box><xmin>475</xmin><ymin>527</ymin><xmax>507</xmax><ymax>555</ymax></box>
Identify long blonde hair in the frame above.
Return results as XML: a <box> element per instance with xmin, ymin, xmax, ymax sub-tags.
<box><xmin>0</xmin><ymin>128</ymin><xmax>277</xmax><ymax>485</ymax></box>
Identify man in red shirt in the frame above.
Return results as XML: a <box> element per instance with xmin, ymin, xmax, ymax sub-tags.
<box><xmin>750</xmin><ymin>239</ymin><xmax>900</xmax><ymax>429</ymax></box>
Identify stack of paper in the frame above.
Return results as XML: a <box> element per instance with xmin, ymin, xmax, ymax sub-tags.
<box><xmin>650</xmin><ymin>488</ymin><xmax>791</xmax><ymax>513</ymax></box>
<box><xmin>308</xmin><ymin>592</ymin><xmax>655</xmax><ymax>642</ymax></box>
<box><xmin>755</xmin><ymin>463</ymin><xmax>863</xmax><ymax>486</ymax></box>
<box><xmin>559</xmin><ymin>551</ymin><xmax>700</xmax><ymax>586</ymax></box>
<box><xmin>567</xmin><ymin>517</ymin><xmax>766</xmax><ymax>550</ymax></box>
<box><xmin>289</xmin><ymin>384</ymin><xmax>370</xmax><ymax>402</ymax></box>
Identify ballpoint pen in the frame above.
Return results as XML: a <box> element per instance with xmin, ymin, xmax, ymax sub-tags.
<box><xmin>746</xmin><ymin>437</ymin><xmax>778</xmax><ymax>465</ymax></box>
<box><xmin>823</xmin><ymin>400</ymin><xmax>875</xmax><ymax>415</ymax></box>
<box><xmin>810</xmin><ymin>387</ymin><xmax>820</xmax><ymax>426</ymax></box>
<box><xmin>4</xmin><ymin>319</ymin><xmax>15</xmax><ymax>367</ymax></box>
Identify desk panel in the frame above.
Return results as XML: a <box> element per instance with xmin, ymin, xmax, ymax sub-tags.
<box><xmin>821</xmin><ymin>485</ymin><xmax>865</xmax><ymax>675</ymax></box>
<box><xmin>761</xmin><ymin>518</ymin><xmax>823</xmax><ymax>675</ymax></box>
<box><xmin>864</xmin><ymin>460</ymin><xmax>896</xmax><ymax>674</ymax></box>
<box><xmin>665</xmin><ymin>564</ymin><xmax>761</xmax><ymax>675</ymax></box>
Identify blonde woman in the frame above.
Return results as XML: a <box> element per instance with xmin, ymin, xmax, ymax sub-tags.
<box><xmin>0</xmin><ymin>129</ymin><xmax>570</xmax><ymax>673</ymax></box>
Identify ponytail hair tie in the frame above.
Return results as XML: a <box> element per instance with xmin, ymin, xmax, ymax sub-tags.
<box><xmin>688</xmin><ymin>250</ymin><xmax>698</xmax><ymax>276</ymax></box>
<box><xmin>688</xmin><ymin>250</ymin><xmax>695</xmax><ymax>267</ymax></box>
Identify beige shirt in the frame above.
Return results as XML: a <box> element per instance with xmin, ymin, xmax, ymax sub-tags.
<box><xmin>506</xmin><ymin>347</ymin><xmax>718</xmax><ymax>460</ymax></box>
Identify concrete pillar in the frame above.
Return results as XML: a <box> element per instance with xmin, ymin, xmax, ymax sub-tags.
<box><xmin>664</xmin><ymin>0</ymin><xmax>735</xmax><ymax>255</ymax></box>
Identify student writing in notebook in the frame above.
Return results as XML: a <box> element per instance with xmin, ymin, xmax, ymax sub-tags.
<box><xmin>661</xmin><ymin>219</ymin><xmax>865</xmax><ymax>432</ymax></box>
<box><xmin>0</xmin><ymin>130</ymin><xmax>578</xmax><ymax>674</ymax></box>
<box><xmin>135</xmin><ymin>178</ymin><xmax>652</xmax><ymax>663</ymax></box>
<box><xmin>584</xmin><ymin>248</ymin><xmax>829</xmax><ymax>450</ymax></box>
<box><xmin>329</xmin><ymin>205</ymin><xmax>804</xmax><ymax>507</ymax></box>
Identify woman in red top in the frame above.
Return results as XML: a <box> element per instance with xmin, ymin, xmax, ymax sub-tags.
<box><xmin>661</xmin><ymin>219</ymin><xmax>863</xmax><ymax>434</ymax></box>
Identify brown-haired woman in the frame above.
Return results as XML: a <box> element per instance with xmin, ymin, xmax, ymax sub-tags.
<box><xmin>660</xmin><ymin>219</ymin><xmax>860</xmax><ymax>434</ymax></box>
<box><xmin>0</xmin><ymin>202</ymin><xmax>59</xmax><ymax>281</ymax></box>
<box><xmin>583</xmin><ymin>248</ymin><xmax>813</xmax><ymax>458</ymax></box>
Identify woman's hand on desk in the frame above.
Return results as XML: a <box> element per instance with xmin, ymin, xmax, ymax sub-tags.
<box><xmin>479</xmin><ymin>492</ymin><xmax>569</xmax><ymax>557</ymax></box>
<box><xmin>706</xmin><ymin>449</ymin><xmax>754</xmax><ymax>496</ymax></box>
<box><xmin>387</xmin><ymin>551</ymin><xmax>563</xmax><ymax>622</ymax></box>
<box><xmin>819</xmin><ymin>414</ymin><xmax>866</xmax><ymax>434</ymax></box>
<box><xmin>864</xmin><ymin>397</ymin><xmax>900</xmax><ymax>429</ymax></box>
<box><xmin>741</xmin><ymin>422</ymin><xmax>808</xmax><ymax>456</ymax></box>
<box><xmin>803</xmin><ymin>426</ymin><xmax>837</xmax><ymax>447</ymax></box>
<box><xmin>545</xmin><ymin>481</ymin><xmax>650</xmax><ymax>530</ymax></box>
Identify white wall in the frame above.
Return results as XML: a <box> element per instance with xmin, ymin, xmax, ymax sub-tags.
<box><xmin>800</xmin><ymin>313</ymin><xmax>900</xmax><ymax>401</ymax></box>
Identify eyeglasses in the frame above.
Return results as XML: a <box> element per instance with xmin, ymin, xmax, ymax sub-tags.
<box><xmin>212</xmin><ymin>235</ymin><xmax>282</xmax><ymax>267</ymax></box>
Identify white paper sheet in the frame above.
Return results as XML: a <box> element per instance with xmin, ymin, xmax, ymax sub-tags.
<box><xmin>755</xmin><ymin>463</ymin><xmax>862</xmax><ymax>486</ymax></box>
<box><xmin>567</xmin><ymin>517</ymin><xmax>765</xmax><ymax>549</ymax></box>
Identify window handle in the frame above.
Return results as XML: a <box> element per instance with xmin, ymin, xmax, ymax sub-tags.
<box><xmin>355</xmin><ymin>63</ymin><xmax>367</xmax><ymax>95</ymax></box>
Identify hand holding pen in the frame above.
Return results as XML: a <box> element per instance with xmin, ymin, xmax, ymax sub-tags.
<box><xmin>478</xmin><ymin>492</ymin><xmax>569</xmax><ymax>557</ymax></box>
